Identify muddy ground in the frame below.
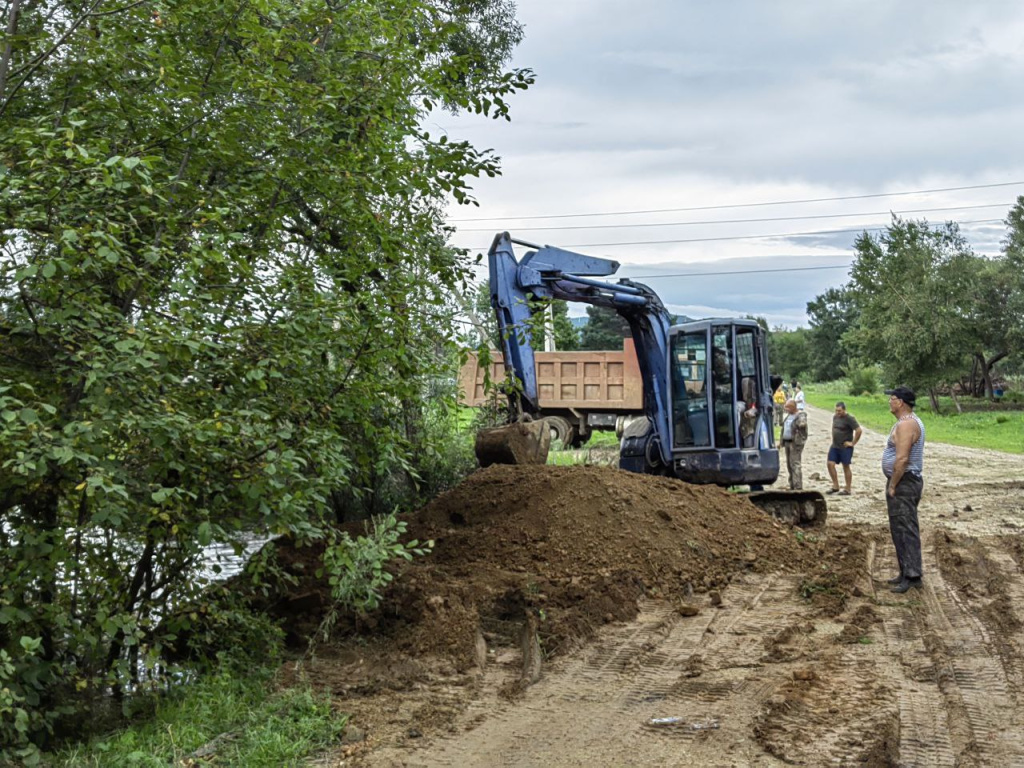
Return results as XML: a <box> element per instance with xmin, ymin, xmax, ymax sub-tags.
<box><xmin>288</xmin><ymin>404</ymin><xmax>1024</xmax><ymax>767</ymax></box>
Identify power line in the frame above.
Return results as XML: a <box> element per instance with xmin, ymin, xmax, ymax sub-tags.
<box><xmin>460</xmin><ymin>218</ymin><xmax>1006</xmax><ymax>251</ymax></box>
<box><xmin>454</xmin><ymin>202</ymin><xmax>1013</xmax><ymax>233</ymax></box>
<box><xmin>628</xmin><ymin>264</ymin><xmax>851</xmax><ymax>279</ymax></box>
<box><xmin>449</xmin><ymin>180</ymin><xmax>1024</xmax><ymax>222</ymax></box>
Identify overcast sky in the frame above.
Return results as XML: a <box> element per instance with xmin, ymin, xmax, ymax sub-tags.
<box><xmin>438</xmin><ymin>1</ymin><xmax>1024</xmax><ymax>328</ymax></box>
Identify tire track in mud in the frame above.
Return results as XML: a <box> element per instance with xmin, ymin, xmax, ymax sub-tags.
<box><xmin>872</xmin><ymin>533</ymin><xmax>1024</xmax><ymax>767</ymax></box>
<box><xmin>979</xmin><ymin>547</ymin><xmax>1024</xmax><ymax>687</ymax></box>
<box><xmin>869</xmin><ymin>539</ymin><xmax>958</xmax><ymax>767</ymax></box>
<box><xmin>924</xmin><ymin>542</ymin><xmax>1024</xmax><ymax>766</ymax></box>
<box><xmin>745</xmin><ymin>549</ymin><xmax>900</xmax><ymax>766</ymax></box>
<box><xmin>369</xmin><ymin>575</ymin><xmax>800</xmax><ymax>767</ymax></box>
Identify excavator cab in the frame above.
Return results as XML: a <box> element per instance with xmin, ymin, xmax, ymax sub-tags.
<box><xmin>665</xmin><ymin>319</ymin><xmax>778</xmax><ymax>486</ymax></box>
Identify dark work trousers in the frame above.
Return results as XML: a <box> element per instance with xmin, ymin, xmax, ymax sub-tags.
<box><xmin>886</xmin><ymin>474</ymin><xmax>923</xmax><ymax>580</ymax></box>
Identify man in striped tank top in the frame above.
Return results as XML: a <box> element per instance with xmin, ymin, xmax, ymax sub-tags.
<box><xmin>881</xmin><ymin>386</ymin><xmax>926</xmax><ymax>593</ymax></box>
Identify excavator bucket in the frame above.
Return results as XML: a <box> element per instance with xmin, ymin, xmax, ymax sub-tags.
<box><xmin>747</xmin><ymin>490</ymin><xmax>828</xmax><ymax>528</ymax></box>
<box><xmin>475</xmin><ymin>420</ymin><xmax>552</xmax><ymax>467</ymax></box>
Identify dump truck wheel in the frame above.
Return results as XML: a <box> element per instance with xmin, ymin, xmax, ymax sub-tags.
<box><xmin>542</xmin><ymin>416</ymin><xmax>574</xmax><ymax>448</ymax></box>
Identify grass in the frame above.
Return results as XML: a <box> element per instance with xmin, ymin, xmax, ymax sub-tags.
<box><xmin>53</xmin><ymin>667</ymin><xmax>345</xmax><ymax>768</ymax></box>
<box><xmin>546</xmin><ymin>429</ymin><xmax>620</xmax><ymax>466</ymax></box>
<box><xmin>804</xmin><ymin>387</ymin><xmax>1024</xmax><ymax>454</ymax></box>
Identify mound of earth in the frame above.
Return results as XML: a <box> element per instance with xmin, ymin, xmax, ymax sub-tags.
<box><xmin>256</xmin><ymin>465</ymin><xmax>854</xmax><ymax>671</ymax></box>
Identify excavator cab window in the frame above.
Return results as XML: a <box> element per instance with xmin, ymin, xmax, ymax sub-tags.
<box><xmin>736</xmin><ymin>328</ymin><xmax>759</xmax><ymax>447</ymax></box>
<box><xmin>711</xmin><ymin>326</ymin><xmax>736</xmax><ymax>449</ymax></box>
<box><xmin>670</xmin><ymin>331</ymin><xmax>711</xmax><ymax>448</ymax></box>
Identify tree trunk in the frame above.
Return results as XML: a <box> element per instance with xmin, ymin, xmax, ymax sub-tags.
<box><xmin>928</xmin><ymin>388</ymin><xmax>941</xmax><ymax>413</ymax></box>
<box><xmin>0</xmin><ymin>0</ymin><xmax>22</xmax><ymax>102</ymax></box>
<box><xmin>949</xmin><ymin>387</ymin><xmax>963</xmax><ymax>414</ymax></box>
<box><xmin>983</xmin><ymin>351</ymin><xmax>1008</xmax><ymax>401</ymax></box>
<box><xmin>969</xmin><ymin>355</ymin><xmax>981</xmax><ymax>397</ymax></box>
<box><xmin>24</xmin><ymin>484</ymin><xmax>61</xmax><ymax>662</ymax></box>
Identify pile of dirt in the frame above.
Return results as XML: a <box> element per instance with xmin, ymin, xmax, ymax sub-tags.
<box><xmin>256</xmin><ymin>465</ymin><xmax>864</xmax><ymax>670</ymax></box>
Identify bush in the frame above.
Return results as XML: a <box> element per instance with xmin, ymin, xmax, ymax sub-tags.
<box><xmin>1</xmin><ymin>638</ymin><xmax>68</xmax><ymax>765</ymax></box>
<box><xmin>847</xmin><ymin>367</ymin><xmax>880</xmax><ymax>396</ymax></box>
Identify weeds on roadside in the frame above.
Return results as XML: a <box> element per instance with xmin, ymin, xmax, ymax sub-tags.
<box><xmin>52</xmin><ymin>665</ymin><xmax>345</xmax><ymax>767</ymax></box>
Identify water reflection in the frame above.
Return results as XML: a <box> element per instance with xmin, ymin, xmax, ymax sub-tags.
<box><xmin>200</xmin><ymin>534</ymin><xmax>271</xmax><ymax>581</ymax></box>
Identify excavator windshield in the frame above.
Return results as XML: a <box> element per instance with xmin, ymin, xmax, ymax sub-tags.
<box><xmin>670</xmin><ymin>331</ymin><xmax>711</xmax><ymax>448</ymax></box>
<box><xmin>670</xmin><ymin>322</ymin><xmax>772</xmax><ymax>454</ymax></box>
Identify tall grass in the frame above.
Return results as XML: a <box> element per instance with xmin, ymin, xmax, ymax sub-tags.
<box><xmin>53</xmin><ymin>667</ymin><xmax>345</xmax><ymax>767</ymax></box>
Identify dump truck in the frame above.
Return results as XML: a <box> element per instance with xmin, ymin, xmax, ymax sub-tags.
<box><xmin>458</xmin><ymin>338</ymin><xmax>644</xmax><ymax>447</ymax></box>
<box><xmin>474</xmin><ymin>232</ymin><xmax>826</xmax><ymax>526</ymax></box>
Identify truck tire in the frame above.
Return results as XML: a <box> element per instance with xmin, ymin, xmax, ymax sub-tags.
<box><xmin>542</xmin><ymin>416</ymin><xmax>575</xmax><ymax>448</ymax></box>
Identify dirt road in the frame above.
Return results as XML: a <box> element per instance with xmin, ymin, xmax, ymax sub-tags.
<box><xmin>327</xmin><ymin>405</ymin><xmax>1024</xmax><ymax>767</ymax></box>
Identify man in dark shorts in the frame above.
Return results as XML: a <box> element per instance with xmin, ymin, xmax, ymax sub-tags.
<box><xmin>827</xmin><ymin>401</ymin><xmax>863</xmax><ymax>496</ymax></box>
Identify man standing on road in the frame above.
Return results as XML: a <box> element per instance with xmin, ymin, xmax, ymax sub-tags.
<box><xmin>827</xmin><ymin>401</ymin><xmax>862</xmax><ymax>496</ymax></box>
<box><xmin>882</xmin><ymin>386</ymin><xmax>926</xmax><ymax>594</ymax></box>
<box><xmin>780</xmin><ymin>399</ymin><xmax>807</xmax><ymax>490</ymax></box>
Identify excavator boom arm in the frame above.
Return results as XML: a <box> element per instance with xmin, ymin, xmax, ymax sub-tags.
<box><xmin>488</xmin><ymin>232</ymin><xmax>673</xmax><ymax>465</ymax></box>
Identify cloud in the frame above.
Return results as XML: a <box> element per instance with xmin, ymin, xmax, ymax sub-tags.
<box><xmin>442</xmin><ymin>0</ymin><xmax>1024</xmax><ymax>321</ymax></box>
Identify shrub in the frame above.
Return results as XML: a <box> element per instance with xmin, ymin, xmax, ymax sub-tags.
<box><xmin>847</xmin><ymin>367</ymin><xmax>880</xmax><ymax>396</ymax></box>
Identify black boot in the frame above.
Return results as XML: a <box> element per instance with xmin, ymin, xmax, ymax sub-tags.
<box><xmin>886</xmin><ymin>574</ymin><xmax>903</xmax><ymax>585</ymax></box>
<box><xmin>890</xmin><ymin>577</ymin><xmax>922</xmax><ymax>594</ymax></box>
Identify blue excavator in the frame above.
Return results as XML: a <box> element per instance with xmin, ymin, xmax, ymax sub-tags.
<box><xmin>474</xmin><ymin>232</ymin><xmax>826</xmax><ymax>525</ymax></box>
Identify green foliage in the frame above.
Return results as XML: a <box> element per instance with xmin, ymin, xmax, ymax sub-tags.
<box><xmin>808</xmin><ymin>211</ymin><xmax>1024</xmax><ymax>400</ymax></box>
<box><xmin>767</xmin><ymin>327</ymin><xmax>811</xmax><ymax>382</ymax></box>
<box><xmin>805</xmin><ymin>287</ymin><xmax>859</xmax><ymax>382</ymax></box>
<box><xmin>52</xmin><ymin>665</ymin><xmax>344</xmax><ymax>767</ymax></box>
<box><xmin>1</xmin><ymin>637</ymin><xmax>70</xmax><ymax>765</ymax></box>
<box><xmin>522</xmin><ymin>297</ymin><xmax>579</xmax><ymax>351</ymax></box>
<box><xmin>467</xmin><ymin>282</ymin><xmax>578</xmax><ymax>352</ymax></box>
<box><xmin>0</xmin><ymin>0</ymin><xmax>529</xmax><ymax>748</ymax></box>
<box><xmin>579</xmin><ymin>305</ymin><xmax>632</xmax><ymax>350</ymax></box>
<box><xmin>845</xmin><ymin>366</ymin><xmax>879</xmax><ymax>396</ymax></box>
<box><xmin>323</xmin><ymin>515</ymin><xmax>433</xmax><ymax>615</ymax></box>
<box><xmin>847</xmin><ymin>218</ymin><xmax>988</xmax><ymax>392</ymax></box>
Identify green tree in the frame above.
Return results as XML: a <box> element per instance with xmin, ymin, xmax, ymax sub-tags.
<box><xmin>0</xmin><ymin>0</ymin><xmax>529</xmax><ymax>753</ymax></box>
<box><xmin>768</xmin><ymin>327</ymin><xmax>811</xmax><ymax>382</ymax></box>
<box><xmin>529</xmin><ymin>298</ymin><xmax>579</xmax><ymax>351</ymax></box>
<box><xmin>805</xmin><ymin>287</ymin><xmax>859</xmax><ymax>381</ymax></box>
<box><xmin>846</xmin><ymin>218</ymin><xmax>975</xmax><ymax>410</ymax></box>
<box><xmin>579</xmin><ymin>304</ymin><xmax>631</xmax><ymax>350</ymax></box>
<box><xmin>1000</xmin><ymin>197</ymin><xmax>1024</xmax><ymax>364</ymax></box>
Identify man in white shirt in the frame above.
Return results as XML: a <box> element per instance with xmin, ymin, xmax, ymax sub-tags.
<box><xmin>791</xmin><ymin>381</ymin><xmax>806</xmax><ymax>411</ymax></box>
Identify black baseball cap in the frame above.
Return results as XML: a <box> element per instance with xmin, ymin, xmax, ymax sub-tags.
<box><xmin>884</xmin><ymin>386</ymin><xmax>916</xmax><ymax>406</ymax></box>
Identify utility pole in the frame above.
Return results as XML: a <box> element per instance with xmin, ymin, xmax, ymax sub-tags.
<box><xmin>544</xmin><ymin>301</ymin><xmax>556</xmax><ymax>351</ymax></box>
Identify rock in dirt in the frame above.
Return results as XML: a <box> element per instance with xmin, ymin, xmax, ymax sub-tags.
<box><xmin>677</xmin><ymin>603</ymin><xmax>701</xmax><ymax>617</ymax></box>
<box><xmin>341</xmin><ymin>725</ymin><xmax>366</xmax><ymax>744</ymax></box>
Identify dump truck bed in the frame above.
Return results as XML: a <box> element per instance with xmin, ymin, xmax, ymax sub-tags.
<box><xmin>459</xmin><ymin>338</ymin><xmax>643</xmax><ymax>412</ymax></box>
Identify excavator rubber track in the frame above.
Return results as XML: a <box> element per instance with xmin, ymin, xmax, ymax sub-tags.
<box><xmin>747</xmin><ymin>490</ymin><xmax>827</xmax><ymax>528</ymax></box>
